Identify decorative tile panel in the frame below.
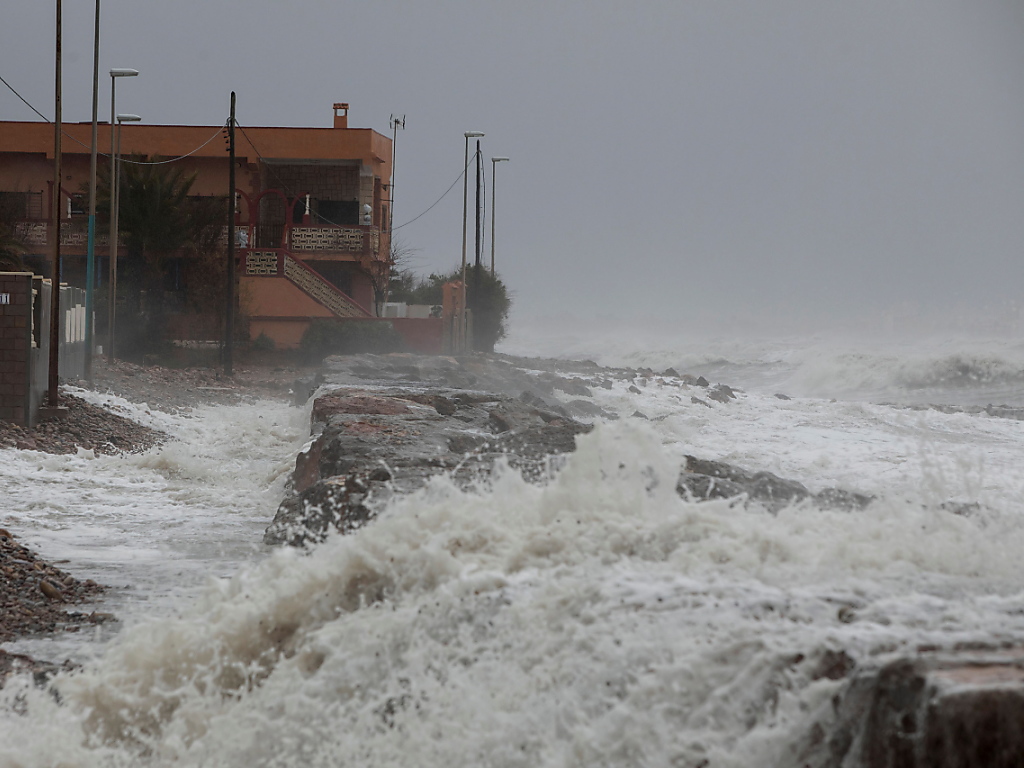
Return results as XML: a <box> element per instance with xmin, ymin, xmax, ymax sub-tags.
<box><xmin>59</xmin><ymin>223</ymin><xmax>89</xmax><ymax>247</ymax></box>
<box><xmin>15</xmin><ymin>223</ymin><xmax>47</xmax><ymax>246</ymax></box>
<box><xmin>291</xmin><ymin>226</ymin><xmax>367</xmax><ymax>253</ymax></box>
<box><xmin>14</xmin><ymin>222</ymin><xmax>110</xmax><ymax>249</ymax></box>
<box><xmin>246</xmin><ymin>251</ymin><xmax>280</xmax><ymax>276</ymax></box>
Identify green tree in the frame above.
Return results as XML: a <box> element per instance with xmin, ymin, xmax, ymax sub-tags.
<box><xmin>0</xmin><ymin>227</ymin><xmax>26</xmax><ymax>272</ymax></box>
<box><xmin>0</xmin><ymin>195</ymin><xmax>27</xmax><ymax>272</ymax></box>
<box><xmin>388</xmin><ymin>265</ymin><xmax>511</xmax><ymax>352</ymax></box>
<box><xmin>96</xmin><ymin>156</ymin><xmax>227</xmax><ymax>357</ymax></box>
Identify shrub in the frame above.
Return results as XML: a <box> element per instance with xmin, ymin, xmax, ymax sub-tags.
<box><xmin>251</xmin><ymin>332</ymin><xmax>276</xmax><ymax>352</ymax></box>
<box><xmin>388</xmin><ymin>265</ymin><xmax>511</xmax><ymax>352</ymax></box>
<box><xmin>300</xmin><ymin>319</ymin><xmax>405</xmax><ymax>363</ymax></box>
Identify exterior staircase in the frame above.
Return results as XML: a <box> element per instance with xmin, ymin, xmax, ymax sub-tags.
<box><xmin>242</xmin><ymin>247</ymin><xmax>371</xmax><ymax>318</ymax></box>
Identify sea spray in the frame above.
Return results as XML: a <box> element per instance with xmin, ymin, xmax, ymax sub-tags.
<box><xmin>5</xmin><ymin>421</ymin><xmax>1024</xmax><ymax>765</ymax></box>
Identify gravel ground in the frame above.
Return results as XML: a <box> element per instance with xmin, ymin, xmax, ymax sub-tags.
<box><xmin>0</xmin><ymin>357</ymin><xmax>312</xmax><ymax>684</ymax></box>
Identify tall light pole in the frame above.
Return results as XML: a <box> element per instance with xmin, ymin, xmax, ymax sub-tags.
<box><xmin>106</xmin><ymin>66</ymin><xmax>138</xmax><ymax>360</ymax></box>
<box><xmin>106</xmin><ymin>69</ymin><xmax>137</xmax><ymax>361</ymax></box>
<box><xmin>108</xmin><ymin>112</ymin><xmax>140</xmax><ymax>361</ymax></box>
<box><xmin>461</xmin><ymin>131</ymin><xmax>484</xmax><ymax>353</ymax></box>
<box><xmin>490</xmin><ymin>157</ymin><xmax>508</xmax><ymax>273</ymax></box>
<box><xmin>84</xmin><ymin>0</ymin><xmax>100</xmax><ymax>381</ymax></box>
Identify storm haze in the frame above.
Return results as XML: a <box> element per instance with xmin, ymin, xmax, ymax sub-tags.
<box><xmin>4</xmin><ymin>0</ymin><xmax>1023</xmax><ymax>335</ymax></box>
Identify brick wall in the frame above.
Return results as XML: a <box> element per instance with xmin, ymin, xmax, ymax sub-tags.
<box><xmin>0</xmin><ymin>272</ymin><xmax>33</xmax><ymax>426</ymax></box>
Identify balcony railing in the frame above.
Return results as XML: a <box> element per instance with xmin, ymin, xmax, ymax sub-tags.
<box><xmin>8</xmin><ymin>219</ymin><xmax>381</xmax><ymax>258</ymax></box>
<box><xmin>14</xmin><ymin>220</ymin><xmax>110</xmax><ymax>250</ymax></box>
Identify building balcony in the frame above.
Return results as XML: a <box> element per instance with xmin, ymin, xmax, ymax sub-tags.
<box><xmin>246</xmin><ymin>222</ymin><xmax>383</xmax><ymax>261</ymax></box>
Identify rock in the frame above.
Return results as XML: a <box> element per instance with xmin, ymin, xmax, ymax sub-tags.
<box><xmin>713</xmin><ymin>383</ymin><xmax>737</xmax><ymax>399</ymax></box>
<box><xmin>662</xmin><ymin>367</ymin><xmax>680</xmax><ymax>378</ymax></box>
<box><xmin>814</xmin><ymin>487</ymin><xmax>874</xmax><ymax>511</ymax></box>
<box><xmin>792</xmin><ymin>650</ymin><xmax>1024</xmax><ymax>768</ymax></box>
<box><xmin>554</xmin><ymin>378</ymin><xmax>593</xmax><ymax>397</ymax></box>
<box><xmin>707</xmin><ymin>388</ymin><xmax>733</xmax><ymax>404</ymax></box>
<box><xmin>38</xmin><ymin>580</ymin><xmax>63</xmax><ymax>601</ymax></box>
<box><xmin>265</xmin><ymin>377</ymin><xmax>593</xmax><ymax>546</ymax></box>
<box><xmin>775</xmin><ymin>393</ymin><xmax>792</xmax><ymax>400</ymax></box>
<box><xmin>677</xmin><ymin>473</ymin><xmax>747</xmax><ymax>502</ymax></box>
<box><xmin>680</xmin><ymin>456</ymin><xmax>871</xmax><ymax>513</ymax></box>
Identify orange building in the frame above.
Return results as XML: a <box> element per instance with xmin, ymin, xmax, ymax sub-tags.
<box><xmin>0</xmin><ymin>103</ymin><xmax>393</xmax><ymax>349</ymax></box>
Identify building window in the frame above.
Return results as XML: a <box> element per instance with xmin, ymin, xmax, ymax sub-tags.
<box><xmin>316</xmin><ymin>200</ymin><xmax>359</xmax><ymax>227</ymax></box>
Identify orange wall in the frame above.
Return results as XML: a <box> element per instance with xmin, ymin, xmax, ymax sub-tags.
<box><xmin>242</xmin><ymin>276</ymin><xmax>334</xmax><ymax>319</ymax></box>
<box><xmin>0</xmin><ymin>109</ymin><xmax>392</xmax><ymax>222</ymax></box>
<box><xmin>0</xmin><ymin>117</ymin><xmax>391</xmax><ymax>189</ymax></box>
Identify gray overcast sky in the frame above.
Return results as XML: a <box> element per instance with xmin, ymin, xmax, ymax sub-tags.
<box><xmin>4</xmin><ymin>1</ymin><xmax>1024</xmax><ymax>332</ymax></box>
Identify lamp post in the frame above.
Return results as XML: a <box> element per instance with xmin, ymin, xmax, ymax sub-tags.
<box><xmin>108</xmin><ymin>112</ymin><xmax>140</xmax><ymax>361</ymax></box>
<box><xmin>490</xmin><ymin>157</ymin><xmax>509</xmax><ymax>273</ymax></box>
<box><xmin>106</xmin><ymin>68</ymin><xmax>137</xmax><ymax>361</ymax></box>
<box><xmin>461</xmin><ymin>131</ymin><xmax>484</xmax><ymax>353</ymax></box>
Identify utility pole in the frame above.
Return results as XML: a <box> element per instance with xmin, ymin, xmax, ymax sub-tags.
<box><xmin>225</xmin><ymin>92</ymin><xmax>236</xmax><ymax>376</ymax></box>
<box><xmin>47</xmin><ymin>0</ymin><xmax>62</xmax><ymax>408</ymax></box>
<box><xmin>389</xmin><ymin>114</ymin><xmax>404</xmax><ymax>237</ymax></box>
<box><xmin>385</xmin><ymin>114</ymin><xmax>404</xmax><ymax>310</ymax></box>
<box><xmin>471</xmin><ymin>139</ymin><xmax>482</xmax><ymax>349</ymax></box>
<box><xmin>474</xmin><ymin>140</ymin><xmax>482</xmax><ymax>270</ymax></box>
<box><xmin>84</xmin><ymin>0</ymin><xmax>100</xmax><ymax>381</ymax></box>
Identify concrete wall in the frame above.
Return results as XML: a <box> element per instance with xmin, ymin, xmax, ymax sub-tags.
<box><xmin>247</xmin><ymin>316</ymin><xmax>441</xmax><ymax>354</ymax></box>
<box><xmin>0</xmin><ymin>274</ymin><xmax>86</xmax><ymax>427</ymax></box>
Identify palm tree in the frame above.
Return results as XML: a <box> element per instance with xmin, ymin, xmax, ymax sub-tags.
<box><xmin>96</xmin><ymin>155</ymin><xmax>227</xmax><ymax>357</ymax></box>
<box><xmin>0</xmin><ymin>229</ymin><xmax>27</xmax><ymax>272</ymax></box>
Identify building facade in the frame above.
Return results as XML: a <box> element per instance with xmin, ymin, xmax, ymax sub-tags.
<box><xmin>0</xmin><ymin>103</ymin><xmax>393</xmax><ymax>349</ymax></box>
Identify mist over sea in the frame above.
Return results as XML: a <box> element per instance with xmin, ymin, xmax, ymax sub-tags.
<box><xmin>3</xmin><ymin>321</ymin><xmax>1024</xmax><ymax>766</ymax></box>
<box><xmin>503</xmin><ymin>314</ymin><xmax>1024</xmax><ymax>408</ymax></box>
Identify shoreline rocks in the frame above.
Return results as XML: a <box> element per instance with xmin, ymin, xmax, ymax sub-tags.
<box><xmin>267</xmin><ymin>353</ymin><xmax>877</xmax><ymax>547</ymax></box>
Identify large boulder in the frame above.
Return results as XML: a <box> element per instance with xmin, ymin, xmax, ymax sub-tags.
<box><xmin>264</xmin><ymin>385</ymin><xmax>592</xmax><ymax>546</ymax></box>
<box><xmin>790</xmin><ymin>650</ymin><xmax>1024</xmax><ymax>767</ymax></box>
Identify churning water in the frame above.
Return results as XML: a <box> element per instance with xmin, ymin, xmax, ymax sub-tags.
<box><xmin>3</xmin><ymin>331</ymin><xmax>1024</xmax><ymax>767</ymax></box>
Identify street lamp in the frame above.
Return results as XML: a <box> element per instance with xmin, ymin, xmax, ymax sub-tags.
<box><xmin>490</xmin><ymin>157</ymin><xmax>509</xmax><ymax>273</ymax></box>
<box><xmin>108</xmin><ymin>112</ymin><xmax>140</xmax><ymax>361</ymax></box>
<box><xmin>461</xmin><ymin>131</ymin><xmax>484</xmax><ymax>353</ymax></box>
<box><xmin>106</xmin><ymin>68</ymin><xmax>137</xmax><ymax>361</ymax></box>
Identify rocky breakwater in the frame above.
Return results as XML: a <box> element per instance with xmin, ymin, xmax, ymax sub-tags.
<box><xmin>265</xmin><ymin>380</ymin><xmax>592</xmax><ymax>547</ymax></box>
<box><xmin>267</xmin><ymin>353</ymin><xmax>1024</xmax><ymax>766</ymax></box>
<box><xmin>267</xmin><ymin>353</ymin><xmax>874</xmax><ymax>547</ymax></box>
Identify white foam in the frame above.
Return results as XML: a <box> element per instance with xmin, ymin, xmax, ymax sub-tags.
<box><xmin>4</xmin><ymin>422</ymin><xmax>1024</xmax><ymax>766</ymax></box>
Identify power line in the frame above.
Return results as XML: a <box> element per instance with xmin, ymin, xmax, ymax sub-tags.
<box><xmin>1</xmin><ymin>71</ymin><xmax>226</xmax><ymax>165</ymax></box>
<box><xmin>394</xmin><ymin>160</ymin><xmax>470</xmax><ymax>231</ymax></box>
<box><xmin>0</xmin><ymin>73</ymin><xmax>49</xmax><ymax>121</ymax></box>
<box><xmin>238</xmin><ymin>121</ymin><xmax>472</xmax><ymax>233</ymax></box>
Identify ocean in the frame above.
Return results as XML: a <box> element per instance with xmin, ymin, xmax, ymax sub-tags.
<box><xmin>2</xmin><ymin>327</ymin><xmax>1024</xmax><ymax>767</ymax></box>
